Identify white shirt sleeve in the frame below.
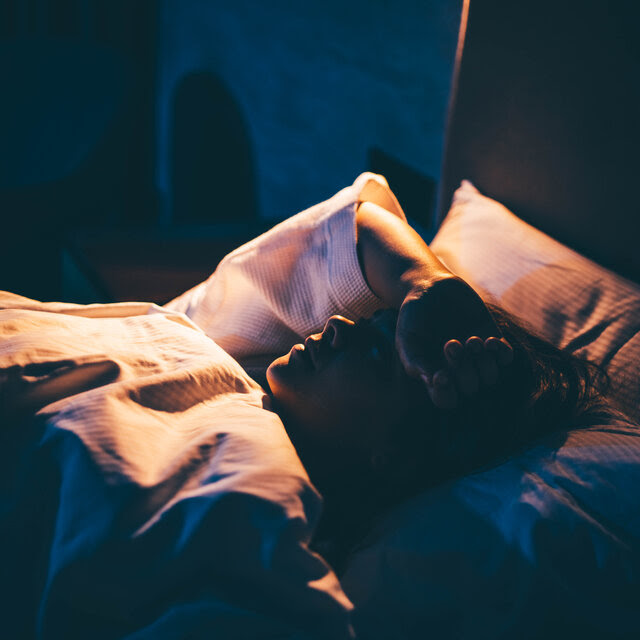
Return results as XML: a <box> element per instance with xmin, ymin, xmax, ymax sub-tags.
<box><xmin>164</xmin><ymin>172</ymin><xmax>406</xmax><ymax>359</ymax></box>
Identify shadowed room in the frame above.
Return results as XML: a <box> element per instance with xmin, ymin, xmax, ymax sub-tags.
<box><xmin>2</xmin><ymin>2</ymin><xmax>640</xmax><ymax>639</ymax></box>
<box><xmin>0</xmin><ymin>0</ymin><xmax>457</xmax><ymax>303</ymax></box>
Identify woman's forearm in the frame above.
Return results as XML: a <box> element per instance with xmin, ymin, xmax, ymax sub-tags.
<box><xmin>356</xmin><ymin>200</ymin><xmax>511</xmax><ymax>410</ymax></box>
<box><xmin>355</xmin><ymin>201</ymin><xmax>454</xmax><ymax>308</ymax></box>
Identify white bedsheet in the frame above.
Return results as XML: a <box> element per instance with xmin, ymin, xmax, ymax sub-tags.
<box><xmin>0</xmin><ymin>296</ymin><xmax>353</xmax><ymax>639</ymax></box>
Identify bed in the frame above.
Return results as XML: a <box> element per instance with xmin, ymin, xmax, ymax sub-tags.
<box><xmin>3</xmin><ymin>1</ymin><xmax>640</xmax><ymax>639</ymax></box>
<box><xmin>339</xmin><ymin>2</ymin><xmax>640</xmax><ymax>638</ymax></box>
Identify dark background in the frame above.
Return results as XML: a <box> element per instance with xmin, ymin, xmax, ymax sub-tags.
<box><xmin>0</xmin><ymin>0</ymin><xmax>461</xmax><ymax>303</ymax></box>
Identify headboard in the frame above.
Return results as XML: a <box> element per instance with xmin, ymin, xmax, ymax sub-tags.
<box><xmin>437</xmin><ymin>0</ymin><xmax>640</xmax><ymax>284</ymax></box>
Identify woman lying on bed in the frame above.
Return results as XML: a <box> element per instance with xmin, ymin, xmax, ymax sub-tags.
<box><xmin>0</xmin><ymin>173</ymin><xmax>613</xmax><ymax>636</ymax></box>
<box><xmin>3</xmin><ymin>174</ymin><xmax>608</xmax><ymax>563</ymax></box>
<box><xmin>164</xmin><ymin>173</ymin><xmax>610</xmax><ymax>570</ymax></box>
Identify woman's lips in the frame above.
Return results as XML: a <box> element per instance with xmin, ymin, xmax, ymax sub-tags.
<box><xmin>303</xmin><ymin>338</ymin><xmax>321</xmax><ymax>368</ymax></box>
<box><xmin>291</xmin><ymin>344</ymin><xmax>313</xmax><ymax>369</ymax></box>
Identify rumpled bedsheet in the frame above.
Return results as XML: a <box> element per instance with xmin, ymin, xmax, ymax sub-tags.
<box><xmin>0</xmin><ymin>292</ymin><xmax>354</xmax><ymax>639</ymax></box>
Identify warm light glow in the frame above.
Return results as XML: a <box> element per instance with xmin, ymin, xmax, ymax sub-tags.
<box><xmin>456</xmin><ymin>0</ymin><xmax>470</xmax><ymax>72</ymax></box>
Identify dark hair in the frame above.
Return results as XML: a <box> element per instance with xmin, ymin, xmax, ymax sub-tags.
<box><xmin>425</xmin><ymin>302</ymin><xmax>614</xmax><ymax>475</ymax></box>
<box><xmin>312</xmin><ymin>303</ymin><xmax>619</xmax><ymax>574</ymax></box>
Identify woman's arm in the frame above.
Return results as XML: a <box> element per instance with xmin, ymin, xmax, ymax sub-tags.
<box><xmin>355</xmin><ymin>201</ymin><xmax>453</xmax><ymax>308</ymax></box>
<box><xmin>356</xmin><ymin>201</ymin><xmax>512</xmax><ymax>408</ymax></box>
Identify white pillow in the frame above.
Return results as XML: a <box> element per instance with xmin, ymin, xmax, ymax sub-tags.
<box><xmin>429</xmin><ymin>180</ymin><xmax>640</xmax><ymax>422</ymax></box>
<box><xmin>340</xmin><ymin>182</ymin><xmax>640</xmax><ymax>639</ymax></box>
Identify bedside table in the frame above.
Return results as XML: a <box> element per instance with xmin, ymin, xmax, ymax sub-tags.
<box><xmin>62</xmin><ymin>223</ymin><xmax>272</xmax><ymax>305</ymax></box>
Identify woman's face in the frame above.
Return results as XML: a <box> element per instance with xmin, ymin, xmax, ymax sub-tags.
<box><xmin>266</xmin><ymin>310</ymin><xmax>420</xmax><ymax>459</ymax></box>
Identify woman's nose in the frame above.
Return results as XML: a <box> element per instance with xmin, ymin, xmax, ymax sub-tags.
<box><xmin>323</xmin><ymin>316</ymin><xmax>354</xmax><ymax>350</ymax></box>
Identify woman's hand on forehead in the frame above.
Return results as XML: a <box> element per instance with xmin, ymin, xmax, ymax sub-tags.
<box><xmin>354</xmin><ymin>200</ymin><xmax>512</xmax><ymax>408</ymax></box>
<box><xmin>394</xmin><ymin>277</ymin><xmax>513</xmax><ymax>409</ymax></box>
<box><xmin>425</xmin><ymin>335</ymin><xmax>514</xmax><ymax>409</ymax></box>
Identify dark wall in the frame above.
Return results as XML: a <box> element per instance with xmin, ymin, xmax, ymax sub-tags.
<box><xmin>0</xmin><ymin>1</ymin><xmax>461</xmax><ymax>300</ymax></box>
<box><xmin>0</xmin><ymin>1</ymin><xmax>158</xmax><ymax>223</ymax></box>
<box><xmin>0</xmin><ymin>0</ymin><xmax>158</xmax><ymax>299</ymax></box>
<box><xmin>155</xmin><ymin>0</ymin><xmax>462</xmax><ymax>225</ymax></box>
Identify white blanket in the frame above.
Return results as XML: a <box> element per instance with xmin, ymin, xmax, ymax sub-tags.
<box><xmin>1</xmin><ymin>173</ymin><xmax>405</xmax><ymax>639</ymax></box>
<box><xmin>0</xmin><ymin>293</ymin><xmax>351</xmax><ymax>638</ymax></box>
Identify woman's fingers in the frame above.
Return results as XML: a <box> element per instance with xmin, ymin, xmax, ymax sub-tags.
<box><xmin>465</xmin><ymin>336</ymin><xmax>484</xmax><ymax>354</ymax></box>
<box><xmin>477</xmin><ymin>351</ymin><xmax>499</xmax><ymax>385</ymax></box>
<box><xmin>410</xmin><ymin>335</ymin><xmax>514</xmax><ymax>409</ymax></box>
<box><xmin>475</xmin><ymin>338</ymin><xmax>499</xmax><ymax>385</ymax></box>
<box><xmin>455</xmin><ymin>357</ymin><xmax>480</xmax><ymax>398</ymax></box>
<box><xmin>445</xmin><ymin>337</ymin><xmax>483</xmax><ymax>397</ymax></box>
<box><xmin>485</xmin><ymin>336</ymin><xmax>514</xmax><ymax>365</ymax></box>
<box><xmin>464</xmin><ymin>336</ymin><xmax>512</xmax><ymax>385</ymax></box>
<box><xmin>422</xmin><ymin>369</ymin><xmax>458</xmax><ymax>409</ymax></box>
<box><xmin>443</xmin><ymin>339</ymin><xmax>464</xmax><ymax>362</ymax></box>
<box><xmin>444</xmin><ymin>339</ymin><xmax>477</xmax><ymax>397</ymax></box>
<box><xmin>438</xmin><ymin>335</ymin><xmax>513</xmax><ymax>403</ymax></box>
<box><xmin>442</xmin><ymin>338</ymin><xmax>478</xmax><ymax>400</ymax></box>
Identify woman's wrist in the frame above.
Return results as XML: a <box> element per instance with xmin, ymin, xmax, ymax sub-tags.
<box><xmin>401</xmin><ymin>268</ymin><xmax>456</xmax><ymax>297</ymax></box>
<box><xmin>399</xmin><ymin>270</ymin><xmax>462</xmax><ymax>312</ymax></box>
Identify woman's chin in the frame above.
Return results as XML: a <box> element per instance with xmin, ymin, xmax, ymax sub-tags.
<box><xmin>266</xmin><ymin>352</ymin><xmax>288</xmax><ymax>385</ymax></box>
<box><xmin>267</xmin><ymin>344</ymin><xmax>312</xmax><ymax>389</ymax></box>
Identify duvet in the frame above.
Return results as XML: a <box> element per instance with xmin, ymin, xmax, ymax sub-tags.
<box><xmin>0</xmin><ymin>173</ymin><xmax>403</xmax><ymax>639</ymax></box>
<box><xmin>0</xmin><ymin>294</ymin><xmax>353</xmax><ymax>639</ymax></box>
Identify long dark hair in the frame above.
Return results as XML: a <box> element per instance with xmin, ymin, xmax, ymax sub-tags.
<box><xmin>312</xmin><ymin>303</ymin><xmax>620</xmax><ymax>574</ymax></box>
